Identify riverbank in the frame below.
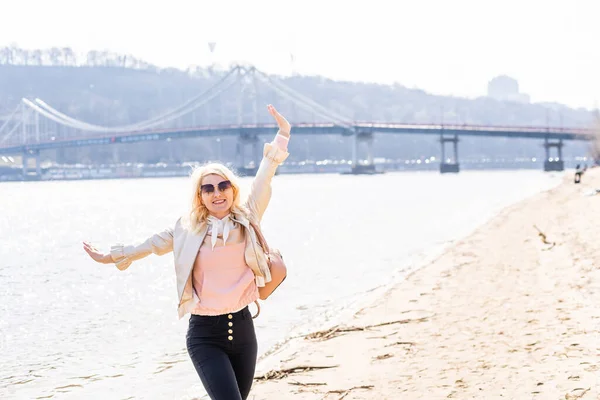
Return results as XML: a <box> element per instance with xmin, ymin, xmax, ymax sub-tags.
<box><xmin>0</xmin><ymin>158</ymin><xmax>586</xmax><ymax>182</ymax></box>
<box><xmin>250</xmin><ymin>168</ymin><xmax>600</xmax><ymax>399</ymax></box>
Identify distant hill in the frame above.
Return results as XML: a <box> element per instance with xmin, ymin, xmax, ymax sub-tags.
<box><xmin>0</xmin><ymin>46</ymin><xmax>595</xmax><ymax>165</ymax></box>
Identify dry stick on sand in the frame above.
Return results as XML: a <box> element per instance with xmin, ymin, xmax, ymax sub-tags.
<box><xmin>288</xmin><ymin>381</ymin><xmax>327</xmax><ymax>387</ymax></box>
<box><xmin>533</xmin><ymin>224</ymin><xmax>556</xmax><ymax>249</ymax></box>
<box><xmin>303</xmin><ymin>316</ymin><xmax>430</xmax><ymax>341</ymax></box>
<box><xmin>372</xmin><ymin>353</ymin><xmax>394</xmax><ymax>360</ymax></box>
<box><xmin>384</xmin><ymin>341</ymin><xmax>415</xmax><ymax>347</ymax></box>
<box><xmin>565</xmin><ymin>387</ymin><xmax>591</xmax><ymax>399</ymax></box>
<box><xmin>254</xmin><ymin>365</ymin><xmax>339</xmax><ymax>381</ymax></box>
<box><xmin>320</xmin><ymin>385</ymin><xmax>374</xmax><ymax>400</ymax></box>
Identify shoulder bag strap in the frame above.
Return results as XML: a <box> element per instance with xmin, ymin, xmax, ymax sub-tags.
<box><xmin>248</xmin><ymin>220</ymin><xmax>271</xmax><ymax>254</ymax></box>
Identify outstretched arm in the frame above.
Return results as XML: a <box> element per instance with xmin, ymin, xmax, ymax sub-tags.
<box><xmin>83</xmin><ymin>226</ymin><xmax>174</xmax><ymax>271</ymax></box>
<box><xmin>246</xmin><ymin>105</ymin><xmax>291</xmax><ymax>222</ymax></box>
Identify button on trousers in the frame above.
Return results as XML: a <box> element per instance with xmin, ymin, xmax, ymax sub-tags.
<box><xmin>186</xmin><ymin>306</ymin><xmax>258</xmax><ymax>400</ymax></box>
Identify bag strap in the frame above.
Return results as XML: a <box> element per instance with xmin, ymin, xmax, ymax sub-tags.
<box><xmin>252</xmin><ymin>300</ymin><xmax>261</xmax><ymax>319</ymax></box>
<box><xmin>249</xmin><ymin>221</ymin><xmax>267</xmax><ymax>319</ymax></box>
<box><xmin>248</xmin><ymin>220</ymin><xmax>270</xmax><ymax>254</ymax></box>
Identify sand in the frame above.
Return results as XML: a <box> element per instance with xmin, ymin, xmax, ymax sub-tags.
<box><xmin>250</xmin><ymin>168</ymin><xmax>600</xmax><ymax>399</ymax></box>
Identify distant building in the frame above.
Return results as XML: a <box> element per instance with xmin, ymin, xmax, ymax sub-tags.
<box><xmin>487</xmin><ymin>75</ymin><xmax>530</xmax><ymax>104</ymax></box>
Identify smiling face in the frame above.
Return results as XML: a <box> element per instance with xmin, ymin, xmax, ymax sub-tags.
<box><xmin>200</xmin><ymin>173</ymin><xmax>235</xmax><ymax>219</ymax></box>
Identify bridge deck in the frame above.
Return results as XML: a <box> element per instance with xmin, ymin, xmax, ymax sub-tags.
<box><xmin>0</xmin><ymin>122</ymin><xmax>595</xmax><ymax>155</ymax></box>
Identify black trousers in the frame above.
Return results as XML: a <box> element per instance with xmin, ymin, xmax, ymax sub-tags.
<box><xmin>186</xmin><ymin>306</ymin><xmax>258</xmax><ymax>400</ymax></box>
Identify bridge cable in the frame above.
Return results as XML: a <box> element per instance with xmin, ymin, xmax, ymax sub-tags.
<box><xmin>33</xmin><ymin>66</ymin><xmax>241</xmax><ymax>131</ymax></box>
<box><xmin>24</xmin><ymin>75</ymin><xmax>239</xmax><ymax>133</ymax></box>
<box><xmin>30</xmin><ymin>70</ymin><xmax>238</xmax><ymax>132</ymax></box>
<box><xmin>0</xmin><ymin>104</ymin><xmax>21</xmax><ymax>136</ymax></box>
<box><xmin>0</xmin><ymin>121</ymin><xmax>22</xmax><ymax>145</ymax></box>
<box><xmin>253</xmin><ymin>73</ymin><xmax>354</xmax><ymax>129</ymax></box>
<box><xmin>253</xmin><ymin>69</ymin><xmax>353</xmax><ymax>125</ymax></box>
<box><xmin>29</xmin><ymin>66</ymin><xmax>242</xmax><ymax>133</ymax></box>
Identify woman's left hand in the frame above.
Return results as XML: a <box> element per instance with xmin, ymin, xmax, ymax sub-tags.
<box><xmin>267</xmin><ymin>104</ymin><xmax>291</xmax><ymax>137</ymax></box>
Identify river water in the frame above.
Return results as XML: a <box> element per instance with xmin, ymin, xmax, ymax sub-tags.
<box><xmin>0</xmin><ymin>169</ymin><xmax>563</xmax><ymax>399</ymax></box>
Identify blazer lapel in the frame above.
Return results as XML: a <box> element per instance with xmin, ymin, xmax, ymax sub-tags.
<box><xmin>182</xmin><ymin>224</ymin><xmax>208</xmax><ymax>270</ymax></box>
<box><xmin>177</xmin><ymin>224</ymin><xmax>208</xmax><ymax>302</ymax></box>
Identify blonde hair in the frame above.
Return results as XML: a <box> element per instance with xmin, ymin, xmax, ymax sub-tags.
<box><xmin>185</xmin><ymin>162</ymin><xmax>248</xmax><ymax>234</ymax></box>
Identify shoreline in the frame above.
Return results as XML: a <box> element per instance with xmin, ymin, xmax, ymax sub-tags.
<box><xmin>250</xmin><ymin>168</ymin><xmax>600</xmax><ymax>399</ymax></box>
<box><xmin>254</xmin><ymin>236</ymin><xmax>460</xmax><ymax>370</ymax></box>
<box><xmin>254</xmin><ymin>174</ymin><xmax>563</xmax><ymax>372</ymax></box>
<box><xmin>0</xmin><ymin>163</ymin><xmax>579</xmax><ymax>183</ymax></box>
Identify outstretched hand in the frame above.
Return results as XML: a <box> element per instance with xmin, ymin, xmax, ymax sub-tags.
<box><xmin>83</xmin><ymin>241</ymin><xmax>111</xmax><ymax>264</ymax></box>
<box><xmin>267</xmin><ymin>104</ymin><xmax>291</xmax><ymax>137</ymax></box>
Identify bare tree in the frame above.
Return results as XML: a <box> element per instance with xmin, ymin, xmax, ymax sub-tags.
<box><xmin>62</xmin><ymin>47</ymin><xmax>75</xmax><ymax>66</ymax></box>
<box><xmin>22</xmin><ymin>48</ymin><xmax>31</xmax><ymax>65</ymax></box>
<box><xmin>86</xmin><ymin>50</ymin><xmax>98</xmax><ymax>66</ymax></box>
<box><xmin>13</xmin><ymin>47</ymin><xmax>24</xmax><ymax>64</ymax></box>
<box><xmin>48</xmin><ymin>47</ymin><xmax>61</xmax><ymax>66</ymax></box>
<box><xmin>0</xmin><ymin>47</ymin><xmax>9</xmax><ymax>64</ymax></box>
<box><xmin>32</xmin><ymin>49</ymin><xmax>43</xmax><ymax>65</ymax></box>
<box><xmin>6</xmin><ymin>45</ymin><xmax>17</xmax><ymax>64</ymax></box>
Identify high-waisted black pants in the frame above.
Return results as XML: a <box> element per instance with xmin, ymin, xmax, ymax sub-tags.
<box><xmin>186</xmin><ymin>306</ymin><xmax>258</xmax><ymax>400</ymax></box>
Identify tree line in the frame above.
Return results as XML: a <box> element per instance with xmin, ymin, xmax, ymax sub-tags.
<box><xmin>0</xmin><ymin>45</ymin><xmax>218</xmax><ymax>77</ymax></box>
<box><xmin>0</xmin><ymin>45</ymin><xmax>162</xmax><ymax>69</ymax></box>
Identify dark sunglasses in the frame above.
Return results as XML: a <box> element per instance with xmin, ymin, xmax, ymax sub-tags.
<box><xmin>200</xmin><ymin>180</ymin><xmax>232</xmax><ymax>194</ymax></box>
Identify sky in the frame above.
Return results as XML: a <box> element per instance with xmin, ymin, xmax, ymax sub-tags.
<box><xmin>2</xmin><ymin>0</ymin><xmax>599</xmax><ymax>110</ymax></box>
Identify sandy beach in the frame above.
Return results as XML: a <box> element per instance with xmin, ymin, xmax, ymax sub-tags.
<box><xmin>250</xmin><ymin>169</ymin><xmax>600</xmax><ymax>399</ymax></box>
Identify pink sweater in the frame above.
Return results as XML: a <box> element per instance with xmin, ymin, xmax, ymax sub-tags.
<box><xmin>191</xmin><ymin>233</ymin><xmax>258</xmax><ymax>315</ymax></box>
<box><xmin>190</xmin><ymin>133</ymin><xmax>289</xmax><ymax>315</ymax></box>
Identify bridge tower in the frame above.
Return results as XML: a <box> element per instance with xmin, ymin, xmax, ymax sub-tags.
<box><xmin>439</xmin><ymin>133</ymin><xmax>460</xmax><ymax>173</ymax></box>
<box><xmin>22</xmin><ymin>149</ymin><xmax>42</xmax><ymax>180</ymax></box>
<box><xmin>350</xmin><ymin>130</ymin><xmax>378</xmax><ymax>174</ymax></box>
<box><xmin>235</xmin><ymin>133</ymin><xmax>261</xmax><ymax>176</ymax></box>
<box><xmin>234</xmin><ymin>67</ymin><xmax>261</xmax><ymax>176</ymax></box>
<box><xmin>543</xmin><ymin>137</ymin><xmax>564</xmax><ymax>171</ymax></box>
<box><xmin>20</xmin><ymin>102</ymin><xmax>43</xmax><ymax>179</ymax></box>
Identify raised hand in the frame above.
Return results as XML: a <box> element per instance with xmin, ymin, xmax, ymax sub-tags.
<box><xmin>83</xmin><ymin>241</ymin><xmax>112</xmax><ymax>264</ymax></box>
<box><xmin>267</xmin><ymin>104</ymin><xmax>291</xmax><ymax>137</ymax></box>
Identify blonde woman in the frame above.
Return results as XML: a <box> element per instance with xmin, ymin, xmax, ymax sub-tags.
<box><xmin>83</xmin><ymin>104</ymin><xmax>291</xmax><ymax>400</ymax></box>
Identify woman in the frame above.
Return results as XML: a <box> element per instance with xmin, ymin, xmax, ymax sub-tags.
<box><xmin>83</xmin><ymin>104</ymin><xmax>291</xmax><ymax>400</ymax></box>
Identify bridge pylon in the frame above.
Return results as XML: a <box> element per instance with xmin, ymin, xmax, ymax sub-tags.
<box><xmin>350</xmin><ymin>131</ymin><xmax>379</xmax><ymax>174</ymax></box>
<box><xmin>543</xmin><ymin>137</ymin><xmax>564</xmax><ymax>172</ymax></box>
<box><xmin>22</xmin><ymin>149</ymin><xmax>42</xmax><ymax>180</ymax></box>
<box><xmin>235</xmin><ymin>133</ymin><xmax>260</xmax><ymax>176</ymax></box>
<box><xmin>439</xmin><ymin>133</ymin><xmax>460</xmax><ymax>173</ymax></box>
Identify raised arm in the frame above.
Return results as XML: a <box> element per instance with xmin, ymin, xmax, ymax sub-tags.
<box><xmin>83</xmin><ymin>226</ymin><xmax>174</xmax><ymax>271</ymax></box>
<box><xmin>246</xmin><ymin>104</ymin><xmax>291</xmax><ymax>222</ymax></box>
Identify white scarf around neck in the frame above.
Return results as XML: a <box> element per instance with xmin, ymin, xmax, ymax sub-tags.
<box><xmin>206</xmin><ymin>214</ymin><xmax>236</xmax><ymax>250</ymax></box>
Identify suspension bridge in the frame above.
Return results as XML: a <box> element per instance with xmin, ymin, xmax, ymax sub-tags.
<box><xmin>0</xmin><ymin>65</ymin><xmax>595</xmax><ymax>178</ymax></box>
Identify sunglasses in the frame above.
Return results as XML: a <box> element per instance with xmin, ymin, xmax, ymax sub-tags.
<box><xmin>200</xmin><ymin>180</ymin><xmax>232</xmax><ymax>194</ymax></box>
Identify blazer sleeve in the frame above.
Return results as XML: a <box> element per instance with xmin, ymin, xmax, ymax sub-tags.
<box><xmin>245</xmin><ymin>131</ymin><xmax>290</xmax><ymax>222</ymax></box>
<box><xmin>109</xmin><ymin>227</ymin><xmax>174</xmax><ymax>271</ymax></box>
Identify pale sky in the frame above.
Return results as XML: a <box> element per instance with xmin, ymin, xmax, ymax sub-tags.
<box><xmin>2</xmin><ymin>0</ymin><xmax>599</xmax><ymax>109</ymax></box>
